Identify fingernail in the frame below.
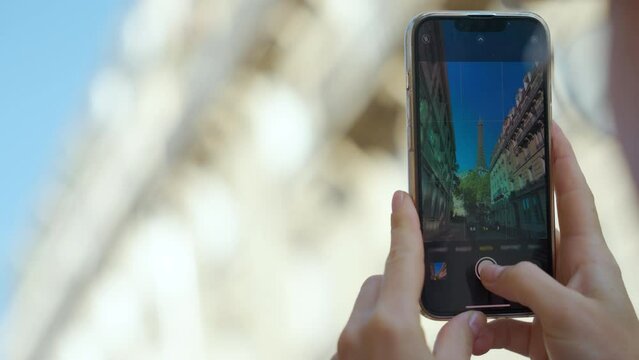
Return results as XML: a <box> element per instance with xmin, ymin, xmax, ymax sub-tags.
<box><xmin>467</xmin><ymin>311</ymin><xmax>482</xmax><ymax>336</ymax></box>
<box><xmin>480</xmin><ymin>263</ymin><xmax>504</xmax><ymax>283</ymax></box>
<box><xmin>392</xmin><ymin>191</ymin><xmax>405</xmax><ymax>213</ymax></box>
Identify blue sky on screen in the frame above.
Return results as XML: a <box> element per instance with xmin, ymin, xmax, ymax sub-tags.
<box><xmin>446</xmin><ymin>61</ymin><xmax>532</xmax><ymax>173</ymax></box>
<box><xmin>0</xmin><ymin>0</ymin><xmax>129</xmax><ymax>317</ymax></box>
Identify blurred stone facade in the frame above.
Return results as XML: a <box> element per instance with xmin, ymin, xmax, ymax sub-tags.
<box><xmin>4</xmin><ymin>2</ymin><xmax>634</xmax><ymax>360</ymax></box>
<box><xmin>2</xmin><ymin>0</ymin><xmax>429</xmax><ymax>358</ymax></box>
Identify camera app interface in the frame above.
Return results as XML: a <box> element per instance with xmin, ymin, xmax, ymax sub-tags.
<box><xmin>415</xmin><ymin>18</ymin><xmax>552</xmax><ymax>315</ymax></box>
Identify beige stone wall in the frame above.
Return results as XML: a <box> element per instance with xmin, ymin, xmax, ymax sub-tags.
<box><xmin>4</xmin><ymin>1</ymin><xmax>635</xmax><ymax>360</ymax></box>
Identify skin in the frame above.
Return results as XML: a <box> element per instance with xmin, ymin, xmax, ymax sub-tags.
<box><xmin>335</xmin><ymin>3</ymin><xmax>639</xmax><ymax>356</ymax></box>
<box><xmin>334</xmin><ymin>124</ymin><xmax>639</xmax><ymax>359</ymax></box>
<box><xmin>333</xmin><ymin>189</ymin><xmax>487</xmax><ymax>360</ymax></box>
<box><xmin>473</xmin><ymin>123</ymin><xmax>639</xmax><ymax>359</ymax></box>
<box><xmin>610</xmin><ymin>0</ymin><xmax>639</xmax><ymax>185</ymax></box>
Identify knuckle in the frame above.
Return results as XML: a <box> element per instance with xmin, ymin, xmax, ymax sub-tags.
<box><xmin>385</xmin><ymin>248</ymin><xmax>412</xmax><ymax>270</ymax></box>
<box><xmin>386</xmin><ymin>238</ymin><xmax>417</xmax><ymax>263</ymax></box>
<box><xmin>503</xmin><ymin>262</ymin><xmax>538</xmax><ymax>301</ymax></box>
<box><xmin>386</xmin><ymin>246</ymin><xmax>403</xmax><ymax>264</ymax></box>
<box><xmin>390</xmin><ymin>226</ymin><xmax>413</xmax><ymax>243</ymax></box>
<box><xmin>392</xmin><ymin>210</ymin><xmax>416</xmax><ymax>231</ymax></box>
<box><xmin>580</xmin><ymin>187</ymin><xmax>597</xmax><ymax>207</ymax></box>
<box><xmin>386</xmin><ymin>244</ymin><xmax>399</xmax><ymax>260</ymax></box>
<box><xmin>364</xmin><ymin>311</ymin><xmax>405</xmax><ymax>342</ymax></box>
<box><xmin>337</xmin><ymin>327</ymin><xmax>358</xmax><ymax>357</ymax></box>
<box><xmin>361</xmin><ymin>275</ymin><xmax>382</xmax><ymax>291</ymax></box>
<box><xmin>543</xmin><ymin>297</ymin><xmax>585</xmax><ymax>330</ymax></box>
<box><xmin>512</xmin><ymin>261</ymin><xmax>538</xmax><ymax>277</ymax></box>
<box><xmin>604</xmin><ymin>257</ymin><xmax>623</xmax><ymax>280</ymax></box>
<box><xmin>552</xmin><ymin>303</ymin><xmax>577</xmax><ymax>324</ymax></box>
<box><xmin>390</xmin><ymin>212</ymin><xmax>408</xmax><ymax>230</ymax></box>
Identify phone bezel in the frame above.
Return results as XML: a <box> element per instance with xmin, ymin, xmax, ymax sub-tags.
<box><xmin>404</xmin><ymin>11</ymin><xmax>556</xmax><ymax>320</ymax></box>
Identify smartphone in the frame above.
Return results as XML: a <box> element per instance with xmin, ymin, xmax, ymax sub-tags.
<box><xmin>405</xmin><ymin>12</ymin><xmax>555</xmax><ymax>318</ymax></box>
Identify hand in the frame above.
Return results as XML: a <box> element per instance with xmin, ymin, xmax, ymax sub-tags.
<box><xmin>474</xmin><ymin>123</ymin><xmax>639</xmax><ymax>359</ymax></box>
<box><xmin>333</xmin><ymin>191</ymin><xmax>487</xmax><ymax>360</ymax></box>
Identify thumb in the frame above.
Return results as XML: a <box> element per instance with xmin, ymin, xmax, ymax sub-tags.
<box><xmin>433</xmin><ymin>311</ymin><xmax>486</xmax><ymax>359</ymax></box>
<box><xmin>480</xmin><ymin>261</ymin><xmax>577</xmax><ymax>323</ymax></box>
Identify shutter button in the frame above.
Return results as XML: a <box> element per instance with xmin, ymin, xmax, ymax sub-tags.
<box><xmin>475</xmin><ymin>257</ymin><xmax>497</xmax><ymax>280</ymax></box>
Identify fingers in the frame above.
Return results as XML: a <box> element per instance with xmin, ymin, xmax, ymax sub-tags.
<box><xmin>378</xmin><ymin>191</ymin><xmax>424</xmax><ymax>312</ymax></box>
<box><xmin>480</xmin><ymin>261</ymin><xmax>578</xmax><ymax>324</ymax></box>
<box><xmin>336</xmin><ymin>276</ymin><xmax>383</xmax><ymax>360</ymax></box>
<box><xmin>345</xmin><ymin>275</ymin><xmax>382</xmax><ymax>328</ymax></box>
<box><xmin>552</xmin><ymin>123</ymin><xmax>620</xmax><ymax>283</ymax></box>
<box><xmin>473</xmin><ymin>319</ymin><xmax>532</xmax><ymax>356</ymax></box>
<box><xmin>433</xmin><ymin>311</ymin><xmax>486</xmax><ymax>360</ymax></box>
<box><xmin>551</xmin><ymin>123</ymin><xmax>604</xmax><ymax>243</ymax></box>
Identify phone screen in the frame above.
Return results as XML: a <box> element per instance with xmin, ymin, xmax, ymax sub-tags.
<box><xmin>412</xmin><ymin>16</ymin><xmax>552</xmax><ymax>317</ymax></box>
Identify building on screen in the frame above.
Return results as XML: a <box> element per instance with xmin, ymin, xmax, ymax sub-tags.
<box><xmin>489</xmin><ymin>64</ymin><xmax>547</xmax><ymax>239</ymax></box>
<box><xmin>417</xmin><ymin>21</ymin><xmax>457</xmax><ymax>236</ymax></box>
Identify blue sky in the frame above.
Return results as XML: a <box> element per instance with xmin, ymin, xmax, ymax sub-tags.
<box><xmin>434</xmin><ymin>18</ymin><xmax>541</xmax><ymax>173</ymax></box>
<box><xmin>0</xmin><ymin>0</ymin><xmax>129</xmax><ymax>317</ymax></box>
<box><xmin>446</xmin><ymin>61</ymin><xmax>531</xmax><ymax>173</ymax></box>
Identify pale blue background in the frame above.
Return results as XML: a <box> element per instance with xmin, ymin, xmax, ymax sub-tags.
<box><xmin>0</xmin><ymin>0</ymin><xmax>129</xmax><ymax>318</ymax></box>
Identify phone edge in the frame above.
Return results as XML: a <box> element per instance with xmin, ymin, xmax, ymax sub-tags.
<box><xmin>404</xmin><ymin>10</ymin><xmax>555</xmax><ymax>320</ymax></box>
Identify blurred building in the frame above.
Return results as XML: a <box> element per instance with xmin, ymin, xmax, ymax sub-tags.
<box><xmin>4</xmin><ymin>1</ymin><xmax>635</xmax><ymax>360</ymax></box>
<box><xmin>1</xmin><ymin>0</ymin><xmax>431</xmax><ymax>359</ymax></box>
<box><xmin>416</xmin><ymin>21</ymin><xmax>457</xmax><ymax>235</ymax></box>
<box><xmin>489</xmin><ymin>64</ymin><xmax>547</xmax><ymax>238</ymax></box>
